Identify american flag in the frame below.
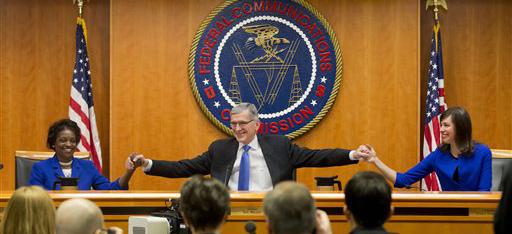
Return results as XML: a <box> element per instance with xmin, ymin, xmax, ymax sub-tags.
<box><xmin>69</xmin><ymin>17</ymin><xmax>102</xmax><ymax>171</ymax></box>
<box><xmin>421</xmin><ymin>22</ymin><xmax>447</xmax><ymax>191</ymax></box>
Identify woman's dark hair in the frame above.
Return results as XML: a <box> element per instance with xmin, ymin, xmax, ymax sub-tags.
<box><xmin>345</xmin><ymin>171</ymin><xmax>392</xmax><ymax>228</ymax></box>
<box><xmin>47</xmin><ymin>119</ymin><xmax>81</xmax><ymax>150</ymax></box>
<box><xmin>439</xmin><ymin>106</ymin><xmax>473</xmax><ymax>155</ymax></box>
<box><xmin>494</xmin><ymin>162</ymin><xmax>512</xmax><ymax>234</ymax></box>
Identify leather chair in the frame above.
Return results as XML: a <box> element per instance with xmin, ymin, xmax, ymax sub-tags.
<box><xmin>491</xmin><ymin>149</ymin><xmax>512</xmax><ymax>191</ymax></box>
<box><xmin>15</xmin><ymin>151</ymin><xmax>90</xmax><ymax>189</ymax></box>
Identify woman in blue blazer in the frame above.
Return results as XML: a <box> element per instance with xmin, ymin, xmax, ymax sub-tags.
<box><xmin>29</xmin><ymin>119</ymin><xmax>136</xmax><ymax>190</ymax></box>
<box><xmin>366</xmin><ymin>107</ymin><xmax>492</xmax><ymax>191</ymax></box>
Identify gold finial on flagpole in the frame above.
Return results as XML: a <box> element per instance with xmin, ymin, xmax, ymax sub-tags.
<box><xmin>73</xmin><ymin>0</ymin><xmax>89</xmax><ymax>18</ymax></box>
<box><xmin>426</xmin><ymin>0</ymin><xmax>448</xmax><ymax>22</ymax></box>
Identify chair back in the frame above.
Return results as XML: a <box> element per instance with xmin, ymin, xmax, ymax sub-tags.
<box><xmin>491</xmin><ymin>149</ymin><xmax>512</xmax><ymax>191</ymax></box>
<box><xmin>15</xmin><ymin>151</ymin><xmax>90</xmax><ymax>189</ymax></box>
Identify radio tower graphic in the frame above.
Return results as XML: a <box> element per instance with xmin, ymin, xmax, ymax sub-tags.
<box><xmin>228</xmin><ymin>24</ymin><xmax>303</xmax><ymax>111</ymax></box>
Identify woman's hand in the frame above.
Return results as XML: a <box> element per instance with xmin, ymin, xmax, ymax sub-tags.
<box><xmin>125</xmin><ymin>153</ymin><xmax>148</xmax><ymax>172</ymax></box>
<box><xmin>125</xmin><ymin>156</ymin><xmax>135</xmax><ymax>172</ymax></box>
<box><xmin>363</xmin><ymin>144</ymin><xmax>378</xmax><ymax>163</ymax></box>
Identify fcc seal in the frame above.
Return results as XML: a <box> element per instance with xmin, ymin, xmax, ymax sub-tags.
<box><xmin>189</xmin><ymin>0</ymin><xmax>342</xmax><ymax>139</ymax></box>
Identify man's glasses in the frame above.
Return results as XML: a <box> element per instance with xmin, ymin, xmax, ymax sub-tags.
<box><xmin>230</xmin><ymin>119</ymin><xmax>254</xmax><ymax>128</ymax></box>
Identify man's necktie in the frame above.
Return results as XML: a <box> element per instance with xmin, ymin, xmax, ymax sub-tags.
<box><xmin>238</xmin><ymin>145</ymin><xmax>251</xmax><ymax>191</ymax></box>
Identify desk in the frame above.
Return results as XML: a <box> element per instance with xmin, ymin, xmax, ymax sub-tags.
<box><xmin>0</xmin><ymin>191</ymin><xmax>501</xmax><ymax>234</ymax></box>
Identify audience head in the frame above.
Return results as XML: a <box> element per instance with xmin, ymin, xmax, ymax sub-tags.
<box><xmin>344</xmin><ymin>171</ymin><xmax>392</xmax><ymax>229</ymax></box>
<box><xmin>439</xmin><ymin>106</ymin><xmax>473</xmax><ymax>154</ymax></box>
<box><xmin>179</xmin><ymin>175</ymin><xmax>230</xmax><ymax>233</ymax></box>
<box><xmin>494</xmin><ymin>161</ymin><xmax>512</xmax><ymax>234</ymax></box>
<box><xmin>47</xmin><ymin>119</ymin><xmax>81</xmax><ymax>162</ymax></box>
<box><xmin>230</xmin><ymin>103</ymin><xmax>261</xmax><ymax>145</ymax></box>
<box><xmin>0</xmin><ymin>186</ymin><xmax>55</xmax><ymax>234</ymax></box>
<box><xmin>263</xmin><ymin>181</ymin><xmax>316</xmax><ymax>234</ymax></box>
<box><xmin>56</xmin><ymin>198</ymin><xmax>104</xmax><ymax>234</ymax></box>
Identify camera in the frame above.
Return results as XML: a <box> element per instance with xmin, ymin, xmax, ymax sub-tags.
<box><xmin>151</xmin><ymin>199</ymin><xmax>190</xmax><ymax>234</ymax></box>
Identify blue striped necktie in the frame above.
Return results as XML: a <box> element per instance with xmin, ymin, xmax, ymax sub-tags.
<box><xmin>238</xmin><ymin>145</ymin><xmax>251</xmax><ymax>191</ymax></box>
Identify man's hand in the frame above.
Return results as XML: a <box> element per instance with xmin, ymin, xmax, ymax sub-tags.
<box><xmin>315</xmin><ymin>209</ymin><xmax>332</xmax><ymax>234</ymax></box>
<box><xmin>362</xmin><ymin>144</ymin><xmax>378</xmax><ymax>163</ymax></box>
<box><xmin>352</xmin><ymin>144</ymin><xmax>372</xmax><ymax>161</ymax></box>
<box><xmin>128</xmin><ymin>153</ymin><xmax>148</xmax><ymax>169</ymax></box>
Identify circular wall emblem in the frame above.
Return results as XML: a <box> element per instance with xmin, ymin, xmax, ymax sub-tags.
<box><xmin>189</xmin><ymin>0</ymin><xmax>343</xmax><ymax>139</ymax></box>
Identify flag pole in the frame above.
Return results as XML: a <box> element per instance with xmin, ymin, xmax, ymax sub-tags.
<box><xmin>426</xmin><ymin>0</ymin><xmax>448</xmax><ymax>22</ymax></box>
<box><xmin>73</xmin><ymin>0</ymin><xmax>89</xmax><ymax>18</ymax></box>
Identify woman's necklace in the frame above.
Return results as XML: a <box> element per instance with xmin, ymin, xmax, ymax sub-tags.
<box><xmin>59</xmin><ymin>160</ymin><xmax>72</xmax><ymax>167</ymax></box>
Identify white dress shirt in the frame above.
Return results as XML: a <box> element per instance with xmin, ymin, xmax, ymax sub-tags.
<box><xmin>228</xmin><ymin>136</ymin><xmax>273</xmax><ymax>191</ymax></box>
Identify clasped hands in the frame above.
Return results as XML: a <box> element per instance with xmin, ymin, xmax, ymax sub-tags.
<box><xmin>124</xmin><ymin>153</ymin><xmax>148</xmax><ymax>171</ymax></box>
<box><xmin>353</xmin><ymin>144</ymin><xmax>378</xmax><ymax>163</ymax></box>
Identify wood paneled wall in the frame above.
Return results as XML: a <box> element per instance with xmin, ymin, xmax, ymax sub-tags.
<box><xmin>1</xmin><ymin>0</ymin><xmax>510</xmax><ymax>192</ymax></box>
<box><xmin>420</xmin><ymin>0</ymin><xmax>512</xmax><ymax>150</ymax></box>
<box><xmin>110</xmin><ymin>0</ymin><xmax>420</xmax><ymax>190</ymax></box>
<box><xmin>0</xmin><ymin>0</ymin><xmax>110</xmax><ymax>191</ymax></box>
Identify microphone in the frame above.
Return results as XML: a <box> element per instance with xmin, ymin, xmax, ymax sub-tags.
<box><xmin>224</xmin><ymin>165</ymin><xmax>233</xmax><ymax>187</ymax></box>
<box><xmin>245</xmin><ymin>221</ymin><xmax>256</xmax><ymax>234</ymax></box>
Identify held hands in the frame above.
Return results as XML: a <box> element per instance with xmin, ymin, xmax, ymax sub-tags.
<box><xmin>352</xmin><ymin>145</ymin><xmax>372</xmax><ymax>161</ymax></box>
<box><xmin>361</xmin><ymin>144</ymin><xmax>378</xmax><ymax>163</ymax></box>
<box><xmin>126</xmin><ymin>153</ymin><xmax>148</xmax><ymax>171</ymax></box>
<box><xmin>352</xmin><ymin>144</ymin><xmax>378</xmax><ymax>162</ymax></box>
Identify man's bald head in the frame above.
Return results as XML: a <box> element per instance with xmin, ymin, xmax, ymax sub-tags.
<box><xmin>56</xmin><ymin>198</ymin><xmax>104</xmax><ymax>234</ymax></box>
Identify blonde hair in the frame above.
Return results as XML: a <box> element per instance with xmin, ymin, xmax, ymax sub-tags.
<box><xmin>0</xmin><ymin>186</ymin><xmax>55</xmax><ymax>234</ymax></box>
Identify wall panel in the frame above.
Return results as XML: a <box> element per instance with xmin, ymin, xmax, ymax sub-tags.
<box><xmin>110</xmin><ymin>0</ymin><xmax>420</xmax><ymax>190</ymax></box>
<box><xmin>420</xmin><ymin>0</ymin><xmax>512</xmax><ymax>151</ymax></box>
<box><xmin>0</xmin><ymin>0</ymin><xmax>110</xmax><ymax>191</ymax></box>
<box><xmin>1</xmin><ymin>0</ymin><xmax>509</xmax><ymax>192</ymax></box>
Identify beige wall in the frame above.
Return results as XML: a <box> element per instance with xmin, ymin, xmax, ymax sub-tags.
<box><xmin>1</xmin><ymin>0</ymin><xmax>510</xmax><ymax>191</ymax></box>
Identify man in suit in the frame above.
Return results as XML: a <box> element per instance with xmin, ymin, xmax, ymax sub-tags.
<box><xmin>131</xmin><ymin>102</ymin><xmax>370</xmax><ymax>191</ymax></box>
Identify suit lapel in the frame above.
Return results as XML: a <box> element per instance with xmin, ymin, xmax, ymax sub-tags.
<box><xmin>224</xmin><ymin>138</ymin><xmax>239</xmax><ymax>184</ymax></box>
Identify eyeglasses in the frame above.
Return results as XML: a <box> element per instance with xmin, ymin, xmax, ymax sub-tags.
<box><xmin>230</xmin><ymin>119</ymin><xmax>254</xmax><ymax>128</ymax></box>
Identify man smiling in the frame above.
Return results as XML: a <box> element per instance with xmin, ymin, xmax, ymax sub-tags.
<box><xmin>132</xmin><ymin>103</ymin><xmax>370</xmax><ymax>191</ymax></box>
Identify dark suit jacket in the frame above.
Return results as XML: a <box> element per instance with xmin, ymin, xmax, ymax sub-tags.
<box><xmin>147</xmin><ymin>134</ymin><xmax>357</xmax><ymax>186</ymax></box>
<box><xmin>350</xmin><ymin>226</ymin><xmax>389</xmax><ymax>234</ymax></box>
<box><xmin>29</xmin><ymin>155</ymin><xmax>124</xmax><ymax>190</ymax></box>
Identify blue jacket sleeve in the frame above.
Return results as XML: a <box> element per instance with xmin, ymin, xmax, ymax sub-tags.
<box><xmin>87</xmin><ymin>162</ymin><xmax>126</xmax><ymax>190</ymax></box>
<box><xmin>477</xmin><ymin>147</ymin><xmax>492</xmax><ymax>191</ymax></box>
<box><xmin>395</xmin><ymin>152</ymin><xmax>436</xmax><ymax>188</ymax></box>
<box><xmin>29</xmin><ymin>163</ymin><xmax>47</xmax><ymax>188</ymax></box>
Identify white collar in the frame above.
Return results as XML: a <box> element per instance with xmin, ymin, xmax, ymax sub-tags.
<box><xmin>238</xmin><ymin>135</ymin><xmax>259</xmax><ymax>151</ymax></box>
